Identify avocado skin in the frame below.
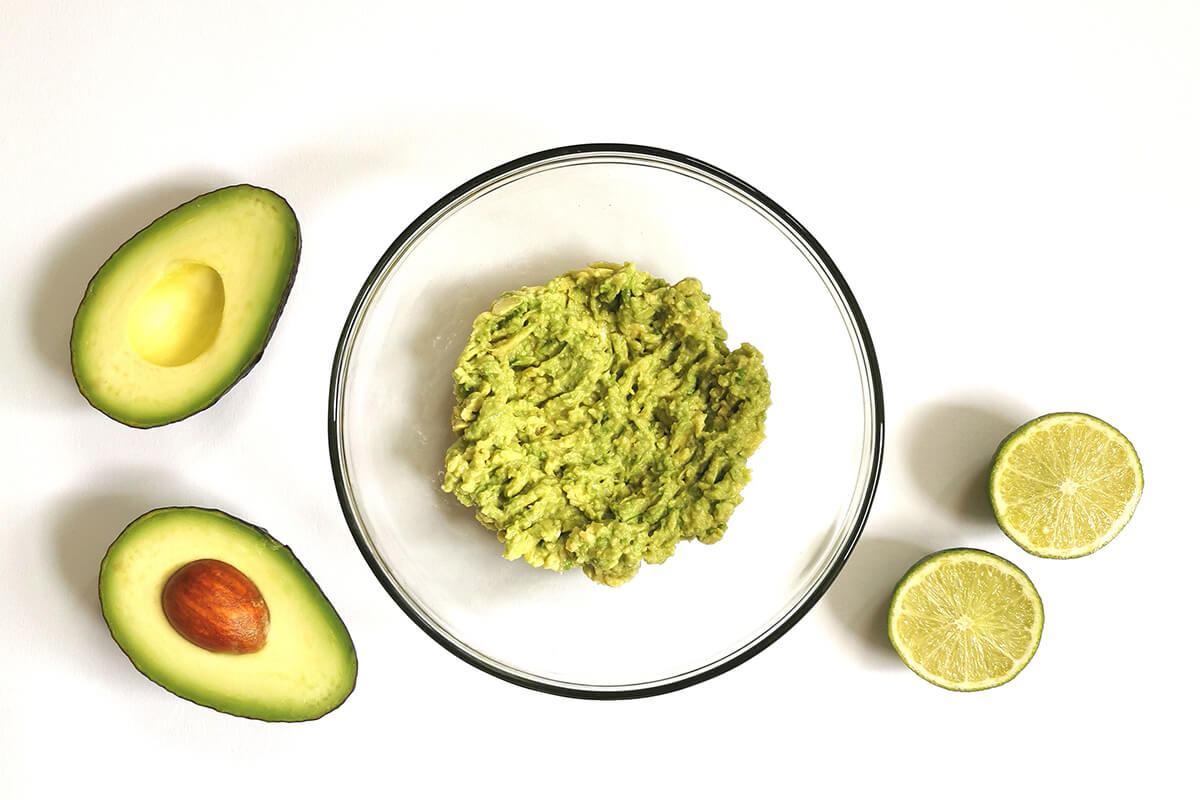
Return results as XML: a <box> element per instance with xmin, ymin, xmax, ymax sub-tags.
<box><xmin>69</xmin><ymin>184</ymin><xmax>301</xmax><ymax>428</ymax></box>
<box><xmin>99</xmin><ymin>506</ymin><xmax>357</xmax><ymax>723</ymax></box>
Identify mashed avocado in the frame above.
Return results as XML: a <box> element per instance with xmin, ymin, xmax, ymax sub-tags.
<box><xmin>442</xmin><ymin>263</ymin><xmax>770</xmax><ymax>586</ymax></box>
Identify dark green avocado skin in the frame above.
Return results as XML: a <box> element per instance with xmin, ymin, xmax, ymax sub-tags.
<box><xmin>69</xmin><ymin>184</ymin><xmax>301</xmax><ymax>428</ymax></box>
<box><xmin>99</xmin><ymin>506</ymin><xmax>357</xmax><ymax>723</ymax></box>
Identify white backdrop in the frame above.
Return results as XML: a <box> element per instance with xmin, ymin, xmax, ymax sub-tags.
<box><xmin>2</xmin><ymin>2</ymin><xmax>1196</xmax><ymax>797</ymax></box>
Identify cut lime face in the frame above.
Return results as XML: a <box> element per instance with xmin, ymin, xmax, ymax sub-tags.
<box><xmin>888</xmin><ymin>548</ymin><xmax>1043</xmax><ymax>691</ymax></box>
<box><xmin>990</xmin><ymin>412</ymin><xmax>1142</xmax><ymax>559</ymax></box>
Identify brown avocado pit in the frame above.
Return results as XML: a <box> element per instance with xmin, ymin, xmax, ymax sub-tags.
<box><xmin>161</xmin><ymin>559</ymin><xmax>270</xmax><ymax>655</ymax></box>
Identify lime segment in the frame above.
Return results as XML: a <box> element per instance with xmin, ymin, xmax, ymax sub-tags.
<box><xmin>990</xmin><ymin>412</ymin><xmax>1142</xmax><ymax>558</ymax></box>
<box><xmin>888</xmin><ymin>548</ymin><xmax>1043</xmax><ymax>691</ymax></box>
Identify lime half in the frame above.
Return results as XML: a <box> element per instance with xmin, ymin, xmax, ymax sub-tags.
<box><xmin>888</xmin><ymin>548</ymin><xmax>1043</xmax><ymax>691</ymax></box>
<box><xmin>990</xmin><ymin>412</ymin><xmax>1143</xmax><ymax>558</ymax></box>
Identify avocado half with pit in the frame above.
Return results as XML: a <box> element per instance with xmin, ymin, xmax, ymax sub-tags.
<box><xmin>70</xmin><ymin>185</ymin><xmax>300</xmax><ymax>427</ymax></box>
<box><xmin>99</xmin><ymin>507</ymin><xmax>356</xmax><ymax>722</ymax></box>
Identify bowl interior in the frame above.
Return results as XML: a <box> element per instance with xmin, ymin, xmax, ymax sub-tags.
<box><xmin>336</xmin><ymin>151</ymin><xmax>878</xmax><ymax>692</ymax></box>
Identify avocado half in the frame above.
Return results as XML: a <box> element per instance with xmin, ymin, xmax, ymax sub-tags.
<box><xmin>99</xmin><ymin>507</ymin><xmax>357</xmax><ymax>722</ymax></box>
<box><xmin>70</xmin><ymin>185</ymin><xmax>300</xmax><ymax>427</ymax></box>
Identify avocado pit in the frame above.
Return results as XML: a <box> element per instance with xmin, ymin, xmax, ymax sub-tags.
<box><xmin>161</xmin><ymin>558</ymin><xmax>269</xmax><ymax>654</ymax></box>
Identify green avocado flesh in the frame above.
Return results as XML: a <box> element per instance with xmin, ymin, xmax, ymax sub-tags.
<box><xmin>443</xmin><ymin>263</ymin><xmax>771</xmax><ymax>586</ymax></box>
<box><xmin>71</xmin><ymin>185</ymin><xmax>300</xmax><ymax>427</ymax></box>
<box><xmin>99</xmin><ymin>507</ymin><xmax>356</xmax><ymax>722</ymax></box>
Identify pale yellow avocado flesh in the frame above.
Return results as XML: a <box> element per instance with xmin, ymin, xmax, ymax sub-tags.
<box><xmin>71</xmin><ymin>185</ymin><xmax>299</xmax><ymax>427</ymax></box>
<box><xmin>127</xmin><ymin>261</ymin><xmax>226</xmax><ymax>367</ymax></box>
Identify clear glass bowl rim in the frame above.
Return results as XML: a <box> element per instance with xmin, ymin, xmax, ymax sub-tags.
<box><xmin>328</xmin><ymin>142</ymin><xmax>886</xmax><ymax>699</ymax></box>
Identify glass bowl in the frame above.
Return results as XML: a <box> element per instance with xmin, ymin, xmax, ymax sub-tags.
<box><xmin>329</xmin><ymin>144</ymin><xmax>884</xmax><ymax>698</ymax></box>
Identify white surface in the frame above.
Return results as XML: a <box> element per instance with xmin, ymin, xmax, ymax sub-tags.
<box><xmin>1</xmin><ymin>1</ymin><xmax>1196</xmax><ymax>797</ymax></box>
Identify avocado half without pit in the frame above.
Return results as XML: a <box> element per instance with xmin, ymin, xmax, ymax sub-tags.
<box><xmin>100</xmin><ymin>507</ymin><xmax>356</xmax><ymax>722</ymax></box>
<box><xmin>70</xmin><ymin>185</ymin><xmax>300</xmax><ymax>427</ymax></box>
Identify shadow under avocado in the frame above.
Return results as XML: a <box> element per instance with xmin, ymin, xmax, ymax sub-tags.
<box><xmin>823</xmin><ymin>533</ymin><xmax>930</xmax><ymax>667</ymax></box>
<box><xmin>28</xmin><ymin>173</ymin><xmax>234</xmax><ymax>392</ymax></box>
<box><xmin>905</xmin><ymin>396</ymin><xmax>1034</xmax><ymax>523</ymax></box>
<box><xmin>52</xmin><ymin>487</ymin><xmax>173</xmax><ymax>615</ymax></box>
<box><xmin>49</xmin><ymin>483</ymin><xmax>182</xmax><ymax>683</ymax></box>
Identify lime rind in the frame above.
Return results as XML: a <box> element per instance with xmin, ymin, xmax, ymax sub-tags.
<box><xmin>989</xmin><ymin>412</ymin><xmax>1143</xmax><ymax>559</ymax></box>
<box><xmin>887</xmin><ymin>548</ymin><xmax>1044</xmax><ymax>692</ymax></box>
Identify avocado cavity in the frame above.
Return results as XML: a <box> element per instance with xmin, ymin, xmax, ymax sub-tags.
<box><xmin>127</xmin><ymin>261</ymin><xmax>225</xmax><ymax>367</ymax></box>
